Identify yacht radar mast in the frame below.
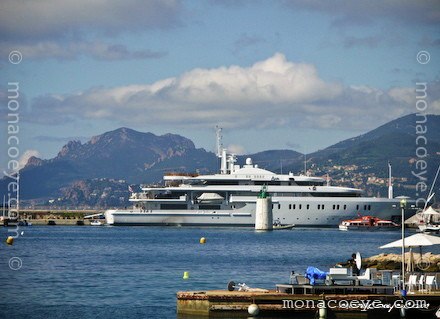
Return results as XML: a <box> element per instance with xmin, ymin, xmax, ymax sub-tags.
<box><xmin>216</xmin><ymin>126</ymin><xmax>228</xmax><ymax>174</ymax></box>
<box><xmin>216</xmin><ymin>126</ymin><xmax>223</xmax><ymax>158</ymax></box>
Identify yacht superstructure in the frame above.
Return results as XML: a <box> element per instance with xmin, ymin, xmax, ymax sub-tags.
<box><xmin>105</xmin><ymin>133</ymin><xmax>418</xmax><ymax>226</ymax></box>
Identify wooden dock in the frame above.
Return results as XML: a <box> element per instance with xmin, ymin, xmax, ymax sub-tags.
<box><xmin>177</xmin><ymin>289</ymin><xmax>440</xmax><ymax>318</ymax></box>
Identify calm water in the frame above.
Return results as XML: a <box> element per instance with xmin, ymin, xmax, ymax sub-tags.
<box><xmin>0</xmin><ymin>226</ymin><xmax>430</xmax><ymax>318</ymax></box>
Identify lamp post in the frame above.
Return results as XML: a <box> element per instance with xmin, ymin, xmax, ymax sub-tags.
<box><xmin>400</xmin><ymin>198</ymin><xmax>407</xmax><ymax>293</ymax></box>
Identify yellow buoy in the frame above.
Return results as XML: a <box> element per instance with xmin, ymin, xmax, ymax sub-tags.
<box><xmin>199</xmin><ymin>237</ymin><xmax>206</xmax><ymax>244</ymax></box>
<box><xmin>183</xmin><ymin>271</ymin><xmax>190</xmax><ymax>279</ymax></box>
<box><xmin>6</xmin><ymin>236</ymin><xmax>14</xmax><ymax>245</ymax></box>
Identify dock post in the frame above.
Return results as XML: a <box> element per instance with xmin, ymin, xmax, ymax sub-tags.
<box><xmin>319</xmin><ymin>306</ymin><xmax>327</xmax><ymax>319</ymax></box>
<box><xmin>255</xmin><ymin>186</ymin><xmax>272</xmax><ymax>231</ymax></box>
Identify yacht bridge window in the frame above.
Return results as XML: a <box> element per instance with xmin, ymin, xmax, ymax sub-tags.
<box><xmin>160</xmin><ymin>204</ymin><xmax>187</xmax><ymax>210</ymax></box>
<box><xmin>199</xmin><ymin>204</ymin><xmax>221</xmax><ymax>210</ymax></box>
<box><xmin>255</xmin><ymin>181</ymin><xmax>281</xmax><ymax>186</ymax></box>
<box><xmin>295</xmin><ymin>181</ymin><xmax>325</xmax><ymax>186</ymax></box>
<box><xmin>311</xmin><ymin>192</ymin><xmax>360</xmax><ymax>197</ymax></box>
<box><xmin>204</xmin><ymin>180</ymin><xmax>241</xmax><ymax>185</ymax></box>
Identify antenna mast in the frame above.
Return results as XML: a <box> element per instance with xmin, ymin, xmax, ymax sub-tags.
<box><xmin>216</xmin><ymin>126</ymin><xmax>228</xmax><ymax>174</ymax></box>
<box><xmin>216</xmin><ymin>126</ymin><xmax>223</xmax><ymax>158</ymax></box>
<box><xmin>17</xmin><ymin>171</ymin><xmax>20</xmax><ymax>216</ymax></box>
<box><xmin>304</xmin><ymin>153</ymin><xmax>307</xmax><ymax>175</ymax></box>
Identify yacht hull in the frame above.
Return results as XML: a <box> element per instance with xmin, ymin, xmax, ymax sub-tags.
<box><xmin>105</xmin><ymin>198</ymin><xmax>417</xmax><ymax>227</ymax></box>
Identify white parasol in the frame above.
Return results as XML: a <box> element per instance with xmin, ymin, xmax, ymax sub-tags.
<box><xmin>421</xmin><ymin>206</ymin><xmax>440</xmax><ymax>216</ymax></box>
<box><xmin>379</xmin><ymin>233</ymin><xmax>440</xmax><ymax>249</ymax></box>
<box><xmin>380</xmin><ymin>233</ymin><xmax>440</xmax><ymax>272</ymax></box>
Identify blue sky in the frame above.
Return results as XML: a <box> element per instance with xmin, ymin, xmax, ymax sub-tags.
<box><xmin>1</xmin><ymin>0</ymin><xmax>439</xmax><ymax>172</ymax></box>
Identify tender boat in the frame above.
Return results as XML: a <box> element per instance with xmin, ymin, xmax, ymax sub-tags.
<box><xmin>273</xmin><ymin>224</ymin><xmax>295</xmax><ymax>230</ymax></box>
<box><xmin>273</xmin><ymin>219</ymin><xmax>295</xmax><ymax>230</ymax></box>
<box><xmin>339</xmin><ymin>215</ymin><xmax>399</xmax><ymax>231</ymax></box>
<box><xmin>90</xmin><ymin>220</ymin><xmax>103</xmax><ymax>226</ymax></box>
<box><xmin>417</xmin><ymin>206</ymin><xmax>440</xmax><ymax>233</ymax></box>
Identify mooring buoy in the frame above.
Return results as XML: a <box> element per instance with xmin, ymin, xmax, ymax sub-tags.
<box><xmin>6</xmin><ymin>236</ymin><xmax>14</xmax><ymax>245</ymax></box>
<box><xmin>248</xmin><ymin>303</ymin><xmax>259</xmax><ymax>316</ymax></box>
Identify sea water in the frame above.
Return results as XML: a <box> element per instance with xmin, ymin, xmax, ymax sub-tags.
<box><xmin>0</xmin><ymin>226</ymin><xmax>431</xmax><ymax>318</ymax></box>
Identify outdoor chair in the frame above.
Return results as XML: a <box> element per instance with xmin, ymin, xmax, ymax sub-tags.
<box><xmin>407</xmin><ymin>275</ymin><xmax>418</xmax><ymax>293</ymax></box>
<box><xmin>418</xmin><ymin>274</ymin><xmax>425</xmax><ymax>293</ymax></box>
<box><xmin>391</xmin><ymin>274</ymin><xmax>401</xmax><ymax>293</ymax></box>
<box><xmin>426</xmin><ymin>276</ymin><xmax>438</xmax><ymax>293</ymax></box>
<box><xmin>357</xmin><ymin>268</ymin><xmax>380</xmax><ymax>285</ymax></box>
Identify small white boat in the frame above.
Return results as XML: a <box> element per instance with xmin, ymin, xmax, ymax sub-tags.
<box><xmin>418</xmin><ymin>224</ymin><xmax>440</xmax><ymax>233</ymax></box>
<box><xmin>90</xmin><ymin>220</ymin><xmax>103</xmax><ymax>226</ymax></box>
<box><xmin>273</xmin><ymin>224</ymin><xmax>295</xmax><ymax>230</ymax></box>
<box><xmin>339</xmin><ymin>215</ymin><xmax>399</xmax><ymax>231</ymax></box>
<box><xmin>417</xmin><ymin>207</ymin><xmax>440</xmax><ymax>233</ymax></box>
<box><xmin>273</xmin><ymin>219</ymin><xmax>295</xmax><ymax>230</ymax></box>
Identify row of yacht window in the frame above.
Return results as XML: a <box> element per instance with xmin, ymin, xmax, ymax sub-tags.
<box><xmin>273</xmin><ymin>203</ymin><xmax>373</xmax><ymax>211</ymax></box>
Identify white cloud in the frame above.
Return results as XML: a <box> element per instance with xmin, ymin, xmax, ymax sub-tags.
<box><xmin>19</xmin><ymin>150</ymin><xmax>41</xmax><ymax>169</ymax></box>
<box><xmin>388</xmin><ymin>87</ymin><xmax>414</xmax><ymax>105</ymax></box>
<box><xmin>0</xmin><ymin>41</ymin><xmax>166</xmax><ymax>61</ymax></box>
<box><xmin>0</xmin><ymin>0</ymin><xmax>182</xmax><ymax>40</ymax></box>
<box><xmin>0</xmin><ymin>0</ymin><xmax>179</xmax><ymax>60</ymax></box>
<box><xmin>227</xmin><ymin>144</ymin><xmax>247</xmax><ymax>155</ymax></box>
<box><xmin>282</xmin><ymin>0</ymin><xmax>440</xmax><ymax>26</ymax></box>
<box><xmin>432</xmin><ymin>100</ymin><xmax>440</xmax><ymax>114</ymax></box>
<box><xmin>27</xmin><ymin>53</ymin><xmax>438</xmax><ymax>130</ymax></box>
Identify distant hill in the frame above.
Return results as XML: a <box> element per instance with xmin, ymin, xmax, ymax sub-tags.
<box><xmin>309</xmin><ymin>114</ymin><xmax>440</xmax><ymax>197</ymax></box>
<box><xmin>0</xmin><ymin>128</ymin><xmax>218</xmax><ymax>200</ymax></box>
<box><xmin>311</xmin><ymin>114</ymin><xmax>440</xmax><ymax>177</ymax></box>
<box><xmin>1</xmin><ymin>113</ymin><xmax>439</xmax><ymax>205</ymax></box>
<box><xmin>330</xmin><ymin>114</ymin><xmax>440</xmax><ymax>148</ymax></box>
<box><xmin>238</xmin><ymin>149</ymin><xmax>303</xmax><ymax>172</ymax></box>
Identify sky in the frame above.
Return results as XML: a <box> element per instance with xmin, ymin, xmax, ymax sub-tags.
<box><xmin>1</xmin><ymin>0</ymin><xmax>439</xmax><ymax>173</ymax></box>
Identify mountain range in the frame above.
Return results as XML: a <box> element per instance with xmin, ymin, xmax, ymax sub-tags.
<box><xmin>1</xmin><ymin>113</ymin><xmax>439</xmax><ymax>206</ymax></box>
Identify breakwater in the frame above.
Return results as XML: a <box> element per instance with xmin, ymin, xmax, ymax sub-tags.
<box><xmin>363</xmin><ymin>253</ymin><xmax>440</xmax><ymax>272</ymax></box>
<box><xmin>1</xmin><ymin>209</ymin><xmax>103</xmax><ymax>225</ymax></box>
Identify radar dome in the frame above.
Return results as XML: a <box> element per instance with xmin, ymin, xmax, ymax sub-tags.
<box><xmin>246</xmin><ymin>158</ymin><xmax>253</xmax><ymax>165</ymax></box>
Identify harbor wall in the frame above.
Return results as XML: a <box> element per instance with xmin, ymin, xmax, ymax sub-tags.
<box><xmin>1</xmin><ymin>209</ymin><xmax>103</xmax><ymax>225</ymax></box>
<box><xmin>177</xmin><ymin>290</ymin><xmax>440</xmax><ymax>318</ymax></box>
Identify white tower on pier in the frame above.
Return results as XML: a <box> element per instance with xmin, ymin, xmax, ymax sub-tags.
<box><xmin>388</xmin><ymin>161</ymin><xmax>393</xmax><ymax>199</ymax></box>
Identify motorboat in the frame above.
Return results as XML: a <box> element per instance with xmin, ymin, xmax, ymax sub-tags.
<box><xmin>417</xmin><ymin>206</ymin><xmax>440</xmax><ymax>233</ymax></box>
<box><xmin>339</xmin><ymin>215</ymin><xmax>399</xmax><ymax>231</ymax></box>
<box><xmin>90</xmin><ymin>220</ymin><xmax>103</xmax><ymax>226</ymax></box>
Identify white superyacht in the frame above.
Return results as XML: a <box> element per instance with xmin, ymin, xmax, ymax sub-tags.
<box><xmin>105</xmin><ymin>132</ymin><xmax>418</xmax><ymax>227</ymax></box>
